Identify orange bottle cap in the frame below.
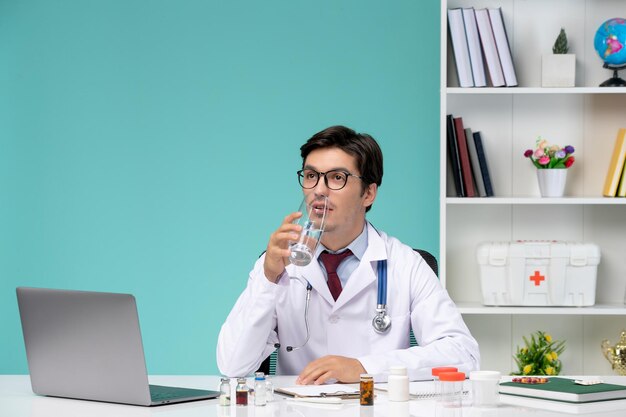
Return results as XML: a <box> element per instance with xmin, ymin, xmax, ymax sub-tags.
<box><xmin>438</xmin><ymin>371</ymin><xmax>465</xmax><ymax>381</ymax></box>
<box><xmin>431</xmin><ymin>367</ymin><xmax>459</xmax><ymax>376</ymax></box>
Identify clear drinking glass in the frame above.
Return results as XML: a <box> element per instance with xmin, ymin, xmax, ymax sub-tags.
<box><xmin>289</xmin><ymin>195</ymin><xmax>328</xmax><ymax>266</ymax></box>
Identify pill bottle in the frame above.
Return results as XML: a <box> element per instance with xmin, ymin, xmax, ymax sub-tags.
<box><xmin>439</xmin><ymin>371</ymin><xmax>465</xmax><ymax>407</ymax></box>
<box><xmin>360</xmin><ymin>374</ymin><xmax>374</xmax><ymax>406</ymax></box>
<box><xmin>470</xmin><ymin>370</ymin><xmax>501</xmax><ymax>407</ymax></box>
<box><xmin>219</xmin><ymin>377</ymin><xmax>231</xmax><ymax>406</ymax></box>
<box><xmin>388</xmin><ymin>366</ymin><xmax>409</xmax><ymax>402</ymax></box>
<box><xmin>431</xmin><ymin>366</ymin><xmax>458</xmax><ymax>399</ymax></box>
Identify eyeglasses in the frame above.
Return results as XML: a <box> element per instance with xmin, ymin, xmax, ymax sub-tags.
<box><xmin>297</xmin><ymin>169</ymin><xmax>363</xmax><ymax>191</ymax></box>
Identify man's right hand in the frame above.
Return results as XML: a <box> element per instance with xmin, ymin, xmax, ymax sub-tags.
<box><xmin>263</xmin><ymin>212</ymin><xmax>303</xmax><ymax>282</ymax></box>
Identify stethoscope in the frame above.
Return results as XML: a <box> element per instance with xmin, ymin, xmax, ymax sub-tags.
<box><xmin>285</xmin><ymin>259</ymin><xmax>390</xmax><ymax>352</ymax></box>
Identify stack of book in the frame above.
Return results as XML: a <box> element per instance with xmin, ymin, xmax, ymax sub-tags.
<box><xmin>603</xmin><ymin>128</ymin><xmax>626</xmax><ymax>197</ymax></box>
<box><xmin>446</xmin><ymin>114</ymin><xmax>493</xmax><ymax>198</ymax></box>
<box><xmin>447</xmin><ymin>6</ymin><xmax>517</xmax><ymax>88</ymax></box>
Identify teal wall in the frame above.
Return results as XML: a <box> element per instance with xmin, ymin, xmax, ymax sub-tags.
<box><xmin>0</xmin><ymin>0</ymin><xmax>440</xmax><ymax>374</ymax></box>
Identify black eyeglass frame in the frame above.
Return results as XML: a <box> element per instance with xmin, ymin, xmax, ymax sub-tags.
<box><xmin>296</xmin><ymin>169</ymin><xmax>364</xmax><ymax>191</ymax></box>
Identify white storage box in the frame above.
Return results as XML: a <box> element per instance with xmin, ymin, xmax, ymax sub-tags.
<box><xmin>476</xmin><ymin>241</ymin><xmax>601</xmax><ymax>306</ymax></box>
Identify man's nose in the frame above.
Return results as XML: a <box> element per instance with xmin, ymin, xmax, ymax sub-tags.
<box><xmin>313</xmin><ymin>174</ymin><xmax>330</xmax><ymax>196</ymax></box>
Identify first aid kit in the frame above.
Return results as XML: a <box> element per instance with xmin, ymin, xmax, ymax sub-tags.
<box><xmin>476</xmin><ymin>241</ymin><xmax>601</xmax><ymax>306</ymax></box>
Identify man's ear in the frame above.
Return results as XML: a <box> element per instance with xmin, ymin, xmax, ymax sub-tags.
<box><xmin>363</xmin><ymin>183</ymin><xmax>377</xmax><ymax>209</ymax></box>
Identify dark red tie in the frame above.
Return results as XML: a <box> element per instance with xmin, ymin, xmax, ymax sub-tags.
<box><xmin>319</xmin><ymin>250</ymin><xmax>353</xmax><ymax>301</ymax></box>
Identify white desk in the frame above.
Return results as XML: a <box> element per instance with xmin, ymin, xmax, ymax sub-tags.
<box><xmin>2</xmin><ymin>375</ymin><xmax>626</xmax><ymax>417</ymax></box>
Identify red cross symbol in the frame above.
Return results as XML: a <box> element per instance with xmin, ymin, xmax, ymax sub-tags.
<box><xmin>529</xmin><ymin>270</ymin><xmax>545</xmax><ymax>286</ymax></box>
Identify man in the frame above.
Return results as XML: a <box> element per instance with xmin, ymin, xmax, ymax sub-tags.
<box><xmin>217</xmin><ymin>125</ymin><xmax>479</xmax><ymax>384</ymax></box>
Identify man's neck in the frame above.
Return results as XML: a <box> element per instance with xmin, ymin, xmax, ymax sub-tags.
<box><xmin>321</xmin><ymin>220</ymin><xmax>367</xmax><ymax>251</ymax></box>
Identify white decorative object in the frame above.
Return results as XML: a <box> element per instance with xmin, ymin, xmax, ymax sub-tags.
<box><xmin>536</xmin><ymin>168</ymin><xmax>567</xmax><ymax>197</ymax></box>
<box><xmin>542</xmin><ymin>54</ymin><xmax>576</xmax><ymax>87</ymax></box>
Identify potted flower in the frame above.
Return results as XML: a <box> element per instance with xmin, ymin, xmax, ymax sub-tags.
<box><xmin>512</xmin><ymin>331</ymin><xmax>566</xmax><ymax>376</ymax></box>
<box><xmin>524</xmin><ymin>137</ymin><xmax>575</xmax><ymax>197</ymax></box>
<box><xmin>542</xmin><ymin>28</ymin><xmax>576</xmax><ymax>87</ymax></box>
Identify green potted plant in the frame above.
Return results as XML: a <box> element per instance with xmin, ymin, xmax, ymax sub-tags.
<box><xmin>542</xmin><ymin>28</ymin><xmax>576</xmax><ymax>87</ymax></box>
<box><xmin>512</xmin><ymin>330</ymin><xmax>566</xmax><ymax>376</ymax></box>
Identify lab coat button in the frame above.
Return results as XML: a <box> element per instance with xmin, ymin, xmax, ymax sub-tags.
<box><xmin>328</xmin><ymin>315</ymin><xmax>339</xmax><ymax>323</ymax></box>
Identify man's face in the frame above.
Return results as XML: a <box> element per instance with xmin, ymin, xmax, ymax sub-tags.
<box><xmin>302</xmin><ymin>147</ymin><xmax>376</xmax><ymax>243</ymax></box>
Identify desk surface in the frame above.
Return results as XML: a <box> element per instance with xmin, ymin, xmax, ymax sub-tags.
<box><xmin>2</xmin><ymin>375</ymin><xmax>626</xmax><ymax>417</ymax></box>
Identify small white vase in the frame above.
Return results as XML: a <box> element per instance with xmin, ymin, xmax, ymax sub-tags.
<box><xmin>537</xmin><ymin>169</ymin><xmax>567</xmax><ymax>197</ymax></box>
<box><xmin>542</xmin><ymin>54</ymin><xmax>576</xmax><ymax>87</ymax></box>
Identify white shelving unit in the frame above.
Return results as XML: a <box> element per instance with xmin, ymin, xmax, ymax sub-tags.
<box><xmin>441</xmin><ymin>0</ymin><xmax>626</xmax><ymax>375</ymax></box>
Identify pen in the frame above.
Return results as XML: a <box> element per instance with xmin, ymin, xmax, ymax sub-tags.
<box><xmin>287</xmin><ymin>397</ymin><xmax>343</xmax><ymax>404</ymax></box>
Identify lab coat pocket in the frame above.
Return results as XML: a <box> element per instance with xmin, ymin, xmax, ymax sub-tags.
<box><xmin>368</xmin><ymin>311</ymin><xmax>411</xmax><ymax>351</ymax></box>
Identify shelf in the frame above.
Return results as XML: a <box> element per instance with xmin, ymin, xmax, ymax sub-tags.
<box><xmin>446</xmin><ymin>87</ymin><xmax>626</xmax><ymax>95</ymax></box>
<box><xmin>457</xmin><ymin>302</ymin><xmax>626</xmax><ymax>315</ymax></box>
<box><xmin>441</xmin><ymin>0</ymin><xmax>626</xmax><ymax>375</ymax></box>
<box><xmin>446</xmin><ymin>197</ymin><xmax>626</xmax><ymax>205</ymax></box>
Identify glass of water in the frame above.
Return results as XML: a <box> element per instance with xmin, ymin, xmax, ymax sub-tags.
<box><xmin>289</xmin><ymin>195</ymin><xmax>328</xmax><ymax>266</ymax></box>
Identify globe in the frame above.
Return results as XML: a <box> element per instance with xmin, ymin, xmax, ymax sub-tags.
<box><xmin>594</xmin><ymin>18</ymin><xmax>626</xmax><ymax>66</ymax></box>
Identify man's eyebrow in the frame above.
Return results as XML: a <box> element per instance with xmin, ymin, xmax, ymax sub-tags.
<box><xmin>303</xmin><ymin>165</ymin><xmax>351</xmax><ymax>172</ymax></box>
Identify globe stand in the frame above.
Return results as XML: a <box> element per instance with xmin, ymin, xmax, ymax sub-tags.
<box><xmin>599</xmin><ymin>62</ymin><xmax>626</xmax><ymax>87</ymax></box>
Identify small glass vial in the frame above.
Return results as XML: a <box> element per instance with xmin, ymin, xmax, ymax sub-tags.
<box><xmin>439</xmin><ymin>371</ymin><xmax>465</xmax><ymax>407</ymax></box>
<box><xmin>360</xmin><ymin>374</ymin><xmax>374</xmax><ymax>406</ymax></box>
<box><xmin>388</xmin><ymin>366</ymin><xmax>409</xmax><ymax>402</ymax></box>
<box><xmin>219</xmin><ymin>377</ymin><xmax>231</xmax><ymax>406</ymax></box>
<box><xmin>431</xmin><ymin>366</ymin><xmax>458</xmax><ymax>400</ymax></box>
<box><xmin>265</xmin><ymin>376</ymin><xmax>274</xmax><ymax>402</ymax></box>
<box><xmin>254</xmin><ymin>372</ymin><xmax>267</xmax><ymax>406</ymax></box>
<box><xmin>235</xmin><ymin>377</ymin><xmax>249</xmax><ymax>406</ymax></box>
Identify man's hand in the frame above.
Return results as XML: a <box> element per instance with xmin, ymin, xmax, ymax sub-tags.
<box><xmin>263</xmin><ymin>212</ymin><xmax>302</xmax><ymax>282</ymax></box>
<box><xmin>296</xmin><ymin>355</ymin><xmax>366</xmax><ymax>385</ymax></box>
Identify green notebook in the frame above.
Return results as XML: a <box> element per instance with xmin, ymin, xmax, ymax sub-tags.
<box><xmin>499</xmin><ymin>378</ymin><xmax>626</xmax><ymax>403</ymax></box>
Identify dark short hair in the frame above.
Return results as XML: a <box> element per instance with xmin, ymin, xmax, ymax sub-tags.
<box><xmin>300</xmin><ymin>125</ymin><xmax>383</xmax><ymax>212</ymax></box>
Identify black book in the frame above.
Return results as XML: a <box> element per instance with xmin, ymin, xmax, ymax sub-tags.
<box><xmin>473</xmin><ymin>131</ymin><xmax>494</xmax><ymax>197</ymax></box>
<box><xmin>446</xmin><ymin>114</ymin><xmax>465</xmax><ymax>197</ymax></box>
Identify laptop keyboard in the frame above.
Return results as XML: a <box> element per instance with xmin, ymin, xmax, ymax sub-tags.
<box><xmin>149</xmin><ymin>384</ymin><xmax>218</xmax><ymax>402</ymax></box>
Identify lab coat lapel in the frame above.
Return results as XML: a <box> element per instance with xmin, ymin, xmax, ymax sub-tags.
<box><xmin>298</xmin><ymin>256</ymin><xmax>335</xmax><ymax>305</ymax></box>
<box><xmin>333</xmin><ymin>222</ymin><xmax>387</xmax><ymax>311</ymax></box>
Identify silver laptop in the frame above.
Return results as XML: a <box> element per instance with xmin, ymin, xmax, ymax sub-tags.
<box><xmin>16</xmin><ymin>287</ymin><xmax>220</xmax><ymax>406</ymax></box>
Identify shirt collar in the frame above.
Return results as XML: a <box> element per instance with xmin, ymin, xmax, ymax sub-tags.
<box><xmin>320</xmin><ymin>222</ymin><xmax>368</xmax><ymax>261</ymax></box>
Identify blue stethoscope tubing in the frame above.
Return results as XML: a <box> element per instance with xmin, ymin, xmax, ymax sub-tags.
<box><xmin>286</xmin><ymin>259</ymin><xmax>390</xmax><ymax>352</ymax></box>
<box><xmin>377</xmin><ymin>259</ymin><xmax>387</xmax><ymax>306</ymax></box>
<box><xmin>372</xmin><ymin>260</ymin><xmax>391</xmax><ymax>334</ymax></box>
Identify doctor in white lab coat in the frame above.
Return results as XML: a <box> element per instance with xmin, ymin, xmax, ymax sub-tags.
<box><xmin>217</xmin><ymin>126</ymin><xmax>480</xmax><ymax>384</ymax></box>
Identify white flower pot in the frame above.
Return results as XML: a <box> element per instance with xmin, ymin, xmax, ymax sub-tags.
<box><xmin>537</xmin><ymin>169</ymin><xmax>567</xmax><ymax>197</ymax></box>
<box><xmin>542</xmin><ymin>54</ymin><xmax>576</xmax><ymax>87</ymax></box>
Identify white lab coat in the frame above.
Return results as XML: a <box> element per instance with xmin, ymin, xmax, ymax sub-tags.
<box><xmin>216</xmin><ymin>222</ymin><xmax>480</xmax><ymax>381</ymax></box>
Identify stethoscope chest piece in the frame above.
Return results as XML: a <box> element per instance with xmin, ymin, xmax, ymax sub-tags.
<box><xmin>372</xmin><ymin>304</ymin><xmax>391</xmax><ymax>334</ymax></box>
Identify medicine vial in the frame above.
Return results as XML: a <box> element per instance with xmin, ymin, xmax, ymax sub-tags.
<box><xmin>360</xmin><ymin>374</ymin><xmax>374</xmax><ymax>406</ymax></box>
<box><xmin>439</xmin><ymin>371</ymin><xmax>465</xmax><ymax>407</ymax></box>
<box><xmin>235</xmin><ymin>377</ymin><xmax>249</xmax><ymax>406</ymax></box>
<box><xmin>254</xmin><ymin>372</ymin><xmax>267</xmax><ymax>406</ymax></box>
<box><xmin>219</xmin><ymin>377</ymin><xmax>231</xmax><ymax>406</ymax></box>
<box><xmin>265</xmin><ymin>376</ymin><xmax>274</xmax><ymax>402</ymax></box>
<box><xmin>388</xmin><ymin>366</ymin><xmax>410</xmax><ymax>402</ymax></box>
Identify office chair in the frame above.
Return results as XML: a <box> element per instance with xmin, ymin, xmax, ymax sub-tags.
<box><xmin>256</xmin><ymin>249</ymin><xmax>438</xmax><ymax>375</ymax></box>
